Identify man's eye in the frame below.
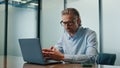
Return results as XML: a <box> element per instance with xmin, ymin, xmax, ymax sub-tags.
<box><xmin>63</xmin><ymin>22</ymin><xmax>68</xmax><ymax>24</ymax></box>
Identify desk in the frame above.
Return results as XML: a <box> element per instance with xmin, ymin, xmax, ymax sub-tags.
<box><xmin>23</xmin><ymin>63</ymin><xmax>120</xmax><ymax>68</ymax></box>
<box><xmin>7</xmin><ymin>56</ymin><xmax>97</xmax><ymax>68</ymax></box>
<box><xmin>23</xmin><ymin>63</ymin><xmax>96</xmax><ymax>68</ymax></box>
<box><xmin>0</xmin><ymin>56</ymin><xmax>120</xmax><ymax>68</ymax></box>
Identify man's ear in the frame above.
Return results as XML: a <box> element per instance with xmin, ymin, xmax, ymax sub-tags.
<box><xmin>77</xmin><ymin>18</ymin><xmax>81</xmax><ymax>26</ymax></box>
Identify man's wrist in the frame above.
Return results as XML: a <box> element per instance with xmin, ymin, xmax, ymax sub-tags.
<box><xmin>60</xmin><ymin>54</ymin><xmax>64</xmax><ymax>60</ymax></box>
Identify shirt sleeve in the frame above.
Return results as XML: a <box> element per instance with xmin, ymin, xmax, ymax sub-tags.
<box><xmin>54</xmin><ymin>35</ymin><xmax>64</xmax><ymax>53</ymax></box>
<box><xmin>64</xmin><ymin>31</ymin><xmax>98</xmax><ymax>63</ymax></box>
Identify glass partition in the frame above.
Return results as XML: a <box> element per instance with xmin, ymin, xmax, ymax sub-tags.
<box><xmin>7</xmin><ymin>0</ymin><xmax>38</xmax><ymax>67</ymax></box>
<box><xmin>0</xmin><ymin>1</ymin><xmax>5</xmax><ymax>68</ymax></box>
<box><xmin>7</xmin><ymin>0</ymin><xmax>38</xmax><ymax>56</ymax></box>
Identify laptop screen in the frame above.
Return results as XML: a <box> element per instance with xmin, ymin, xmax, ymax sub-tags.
<box><xmin>19</xmin><ymin>38</ymin><xmax>45</xmax><ymax>64</ymax></box>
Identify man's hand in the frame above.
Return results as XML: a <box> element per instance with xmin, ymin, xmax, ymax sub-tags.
<box><xmin>42</xmin><ymin>46</ymin><xmax>64</xmax><ymax>61</ymax></box>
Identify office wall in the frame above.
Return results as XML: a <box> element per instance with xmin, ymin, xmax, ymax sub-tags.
<box><xmin>7</xmin><ymin>5</ymin><xmax>37</xmax><ymax>56</ymax></box>
<box><xmin>40</xmin><ymin>0</ymin><xmax>64</xmax><ymax>48</ymax></box>
<box><xmin>66</xmin><ymin>0</ymin><xmax>100</xmax><ymax>51</ymax></box>
<box><xmin>102</xmin><ymin>0</ymin><xmax>120</xmax><ymax>65</ymax></box>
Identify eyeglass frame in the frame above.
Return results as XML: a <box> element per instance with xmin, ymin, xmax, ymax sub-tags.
<box><xmin>60</xmin><ymin>19</ymin><xmax>77</xmax><ymax>26</ymax></box>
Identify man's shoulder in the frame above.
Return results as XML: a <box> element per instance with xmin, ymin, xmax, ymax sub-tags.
<box><xmin>82</xmin><ymin>27</ymin><xmax>96</xmax><ymax>34</ymax></box>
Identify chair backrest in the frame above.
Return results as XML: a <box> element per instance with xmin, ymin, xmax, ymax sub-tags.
<box><xmin>96</xmin><ymin>53</ymin><xmax>116</xmax><ymax>65</ymax></box>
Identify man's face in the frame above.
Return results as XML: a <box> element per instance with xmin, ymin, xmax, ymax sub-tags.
<box><xmin>62</xmin><ymin>14</ymin><xmax>80</xmax><ymax>35</ymax></box>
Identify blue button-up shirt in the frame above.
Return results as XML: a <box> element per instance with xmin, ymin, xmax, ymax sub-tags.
<box><xmin>55</xmin><ymin>27</ymin><xmax>98</xmax><ymax>63</ymax></box>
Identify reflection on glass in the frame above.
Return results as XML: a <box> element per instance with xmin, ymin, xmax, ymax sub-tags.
<box><xmin>0</xmin><ymin>0</ymin><xmax>4</xmax><ymax>4</ymax></box>
<box><xmin>9</xmin><ymin>0</ymin><xmax>38</xmax><ymax>9</ymax></box>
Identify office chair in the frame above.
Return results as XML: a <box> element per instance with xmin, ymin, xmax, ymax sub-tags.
<box><xmin>96</xmin><ymin>53</ymin><xmax>116</xmax><ymax>65</ymax></box>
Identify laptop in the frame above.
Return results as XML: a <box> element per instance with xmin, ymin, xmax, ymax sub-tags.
<box><xmin>18</xmin><ymin>38</ymin><xmax>62</xmax><ymax>65</ymax></box>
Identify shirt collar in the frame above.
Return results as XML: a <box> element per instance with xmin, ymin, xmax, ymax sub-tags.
<box><xmin>65</xmin><ymin>26</ymin><xmax>83</xmax><ymax>40</ymax></box>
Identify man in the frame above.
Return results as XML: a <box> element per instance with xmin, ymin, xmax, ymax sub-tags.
<box><xmin>42</xmin><ymin>8</ymin><xmax>98</xmax><ymax>63</ymax></box>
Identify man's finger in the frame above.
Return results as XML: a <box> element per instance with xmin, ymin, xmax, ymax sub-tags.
<box><xmin>42</xmin><ymin>48</ymin><xmax>52</xmax><ymax>52</ymax></box>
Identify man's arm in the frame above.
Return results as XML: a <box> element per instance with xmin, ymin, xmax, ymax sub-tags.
<box><xmin>64</xmin><ymin>47</ymin><xmax>97</xmax><ymax>63</ymax></box>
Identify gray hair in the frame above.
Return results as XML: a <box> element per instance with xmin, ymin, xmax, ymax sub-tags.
<box><xmin>61</xmin><ymin>8</ymin><xmax>80</xmax><ymax>18</ymax></box>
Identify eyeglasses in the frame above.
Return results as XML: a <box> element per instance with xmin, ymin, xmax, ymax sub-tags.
<box><xmin>60</xmin><ymin>20</ymin><xmax>76</xmax><ymax>26</ymax></box>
